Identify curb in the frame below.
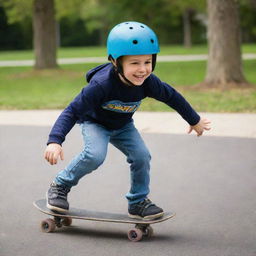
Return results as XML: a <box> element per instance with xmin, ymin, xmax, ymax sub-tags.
<box><xmin>0</xmin><ymin>110</ymin><xmax>255</xmax><ymax>138</ymax></box>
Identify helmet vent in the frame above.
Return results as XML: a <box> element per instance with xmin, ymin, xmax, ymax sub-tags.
<box><xmin>150</xmin><ymin>39</ymin><xmax>154</xmax><ymax>43</ymax></box>
<box><xmin>140</xmin><ymin>25</ymin><xmax>145</xmax><ymax>28</ymax></box>
<box><xmin>132</xmin><ymin>40</ymin><xmax>138</xmax><ymax>44</ymax></box>
<box><xmin>129</xmin><ymin>27</ymin><xmax>133</xmax><ymax>29</ymax></box>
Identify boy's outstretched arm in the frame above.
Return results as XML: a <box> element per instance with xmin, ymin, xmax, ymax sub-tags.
<box><xmin>44</xmin><ymin>143</ymin><xmax>64</xmax><ymax>165</ymax></box>
<box><xmin>188</xmin><ymin>117</ymin><xmax>211</xmax><ymax>136</ymax></box>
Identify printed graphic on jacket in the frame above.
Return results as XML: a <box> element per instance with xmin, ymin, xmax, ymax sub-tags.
<box><xmin>102</xmin><ymin>100</ymin><xmax>141</xmax><ymax>113</ymax></box>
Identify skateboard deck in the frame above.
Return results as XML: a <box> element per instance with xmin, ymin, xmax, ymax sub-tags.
<box><xmin>33</xmin><ymin>199</ymin><xmax>175</xmax><ymax>242</ymax></box>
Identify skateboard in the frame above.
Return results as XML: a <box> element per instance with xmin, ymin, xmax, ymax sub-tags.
<box><xmin>33</xmin><ymin>199</ymin><xmax>175</xmax><ymax>242</ymax></box>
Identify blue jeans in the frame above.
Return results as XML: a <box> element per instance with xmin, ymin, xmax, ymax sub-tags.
<box><xmin>55</xmin><ymin>121</ymin><xmax>151</xmax><ymax>204</ymax></box>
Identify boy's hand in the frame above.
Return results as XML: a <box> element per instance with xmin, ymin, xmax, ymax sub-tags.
<box><xmin>44</xmin><ymin>143</ymin><xmax>64</xmax><ymax>165</ymax></box>
<box><xmin>188</xmin><ymin>118</ymin><xmax>211</xmax><ymax>137</ymax></box>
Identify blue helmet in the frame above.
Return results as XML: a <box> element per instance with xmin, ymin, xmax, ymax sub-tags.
<box><xmin>107</xmin><ymin>21</ymin><xmax>160</xmax><ymax>59</ymax></box>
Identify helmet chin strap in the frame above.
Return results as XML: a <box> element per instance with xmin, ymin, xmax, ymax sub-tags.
<box><xmin>116</xmin><ymin>58</ymin><xmax>136</xmax><ymax>87</ymax></box>
<box><xmin>109</xmin><ymin>54</ymin><xmax>157</xmax><ymax>87</ymax></box>
<box><xmin>119</xmin><ymin>74</ymin><xmax>136</xmax><ymax>87</ymax></box>
<box><xmin>108</xmin><ymin>56</ymin><xmax>135</xmax><ymax>86</ymax></box>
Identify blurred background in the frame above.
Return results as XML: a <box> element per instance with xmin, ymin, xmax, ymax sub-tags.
<box><xmin>1</xmin><ymin>0</ymin><xmax>255</xmax><ymax>50</ymax></box>
<box><xmin>0</xmin><ymin>0</ymin><xmax>255</xmax><ymax>112</ymax></box>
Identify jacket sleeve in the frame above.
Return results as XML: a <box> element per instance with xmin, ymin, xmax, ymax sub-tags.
<box><xmin>47</xmin><ymin>105</ymin><xmax>78</xmax><ymax>145</ymax></box>
<box><xmin>145</xmin><ymin>74</ymin><xmax>200</xmax><ymax>126</ymax></box>
<box><xmin>47</xmin><ymin>82</ymin><xmax>104</xmax><ymax>145</ymax></box>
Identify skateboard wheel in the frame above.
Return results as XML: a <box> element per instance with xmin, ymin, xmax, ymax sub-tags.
<box><xmin>127</xmin><ymin>228</ymin><xmax>143</xmax><ymax>242</ymax></box>
<box><xmin>61</xmin><ymin>217</ymin><xmax>72</xmax><ymax>226</ymax></box>
<box><xmin>41</xmin><ymin>218</ymin><xmax>56</xmax><ymax>233</ymax></box>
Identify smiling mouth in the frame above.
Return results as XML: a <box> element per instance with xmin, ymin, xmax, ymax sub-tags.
<box><xmin>134</xmin><ymin>75</ymin><xmax>146</xmax><ymax>79</ymax></box>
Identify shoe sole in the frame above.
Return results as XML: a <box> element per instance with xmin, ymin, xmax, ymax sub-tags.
<box><xmin>46</xmin><ymin>202</ymin><xmax>69</xmax><ymax>213</ymax></box>
<box><xmin>128</xmin><ymin>211</ymin><xmax>164</xmax><ymax>220</ymax></box>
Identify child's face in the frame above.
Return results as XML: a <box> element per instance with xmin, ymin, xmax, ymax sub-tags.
<box><xmin>119</xmin><ymin>55</ymin><xmax>152</xmax><ymax>86</ymax></box>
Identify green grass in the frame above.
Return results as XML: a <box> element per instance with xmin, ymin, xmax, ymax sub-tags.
<box><xmin>0</xmin><ymin>60</ymin><xmax>255</xmax><ymax>112</ymax></box>
<box><xmin>0</xmin><ymin>44</ymin><xmax>255</xmax><ymax>60</ymax></box>
<box><xmin>142</xmin><ymin>60</ymin><xmax>256</xmax><ymax>112</ymax></box>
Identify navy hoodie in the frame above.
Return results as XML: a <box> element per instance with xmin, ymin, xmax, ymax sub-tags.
<box><xmin>47</xmin><ymin>63</ymin><xmax>200</xmax><ymax>145</ymax></box>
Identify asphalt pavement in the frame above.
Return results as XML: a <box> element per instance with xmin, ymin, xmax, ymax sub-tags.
<box><xmin>0</xmin><ymin>111</ymin><xmax>256</xmax><ymax>256</ymax></box>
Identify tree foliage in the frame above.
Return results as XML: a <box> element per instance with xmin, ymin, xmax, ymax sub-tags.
<box><xmin>1</xmin><ymin>0</ymin><xmax>32</xmax><ymax>23</ymax></box>
<box><xmin>0</xmin><ymin>0</ymin><xmax>255</xmax><ymax>48</ymax></box>
<box><xmin>1</xmin><ymin>0</ymin><xmax>208</xmax><ymax>47</ymax></box>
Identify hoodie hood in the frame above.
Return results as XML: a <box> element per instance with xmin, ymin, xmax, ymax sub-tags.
<box><xmin>86</xmin><ymin>63</ymin><xmax>112</xmax><ymax>83</ymax></box>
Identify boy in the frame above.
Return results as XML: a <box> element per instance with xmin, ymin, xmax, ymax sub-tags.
<box><xmin>44</xmin><ymin>21</ymin><xmax>211</xmax><ymax>220</ymax></box>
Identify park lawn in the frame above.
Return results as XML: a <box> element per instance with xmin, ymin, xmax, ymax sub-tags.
<box><xmin>0</xmin><ymin>44</ymin><xmax>255</xmax><ymax>60</ymax></box>
<box><xmin>0</xmin><ymin>60</ymin><xmax>255</xmax><ymax>112</ymax></box>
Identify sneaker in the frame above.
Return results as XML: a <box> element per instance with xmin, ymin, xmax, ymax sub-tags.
<box><xmin>128</xmin><ymin>198</ymin><xmax>164</xmax><ymax>220</ymax></box>
<box><xmin>46</xmin><ymin>182</ymin><xmax>70</xmax><ymax>213</ymax></box>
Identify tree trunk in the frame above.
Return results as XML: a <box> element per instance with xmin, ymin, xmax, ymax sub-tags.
<box><xmin>183</xmin><ymin>8</ymin><xmax>192</xmax><ymax>48</ymax></box>
<box><xmin>204</xmin><ymin>0</ymin><xmax>248</xmax><ymax>88</ymax></box>
<box><xmin>33</xmin><ymin>0</ymin><xmax>58</xmax><ymax>69</ymax></box>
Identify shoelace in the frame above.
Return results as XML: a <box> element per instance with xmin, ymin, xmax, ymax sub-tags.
<box><xmin>139</xmin><ymin>199</ymin><xmax>156</xmax><ymax>213</ymax></box>
<box><xmin>51</xmin><ymin>184</ymin><xmax>70</xmax><ymax>199</ymax></box>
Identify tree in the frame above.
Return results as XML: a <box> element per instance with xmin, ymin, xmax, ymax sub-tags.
<box><xmin>162</xmin><ymin>0</ymin><xmax>206</xmax><ymax>47</ymax></box>
<box><xmin>182</xmin><ymin>8</ymin><xmax>193</xmax><ymax>48</ymax></box>
<box><xmin>203</xmin><ymin>0</ymin><xmax>249</xmax><ymax>88</ymax></box>
<box><xmin>33</xmin><ymin>0</ymin><xmax>57</xmax><ymax>69</ymax></box>
<box><xmin>2</xmin><ymin>0</ymin><xmax>58</xmax><ymax>69</ymax></box>
<box><xmin>2</xmin><ymin>0</ymin><xmax>87</xmax><ymax>69</ymax></box>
